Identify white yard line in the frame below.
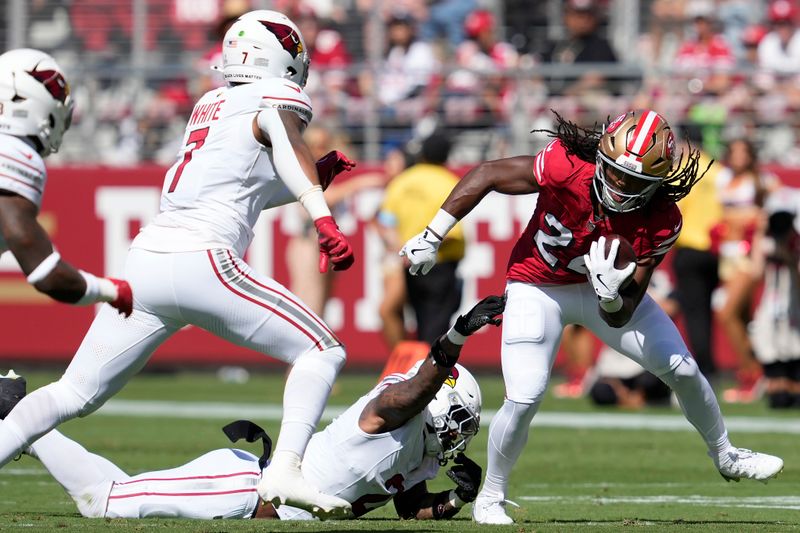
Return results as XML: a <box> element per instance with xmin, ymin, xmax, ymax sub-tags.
<box><xmin>519</xmin><ymin>495</ymin><xmax>800</xmax><ymax>511</ymax></box>
<box><xmin>95</xmin><ymin>399</ymin><xmax>800</xmax><ymax>434</ymax></box>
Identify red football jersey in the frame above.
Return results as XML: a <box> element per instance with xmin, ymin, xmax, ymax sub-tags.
<box><xmin>507</xmin><ymin>140</ymin><xmax>682</xmax><ymax>285</ymax></box>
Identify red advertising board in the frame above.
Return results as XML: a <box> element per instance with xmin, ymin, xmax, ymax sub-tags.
<box><xmin>0</xmin><ymin>165</ymin><xmax>522</xmax><ymax>368</ymax></box>
<box><xmin>2</xmin><ymin>165</ymin><xmax>799</xmax><ymax>370</ymax></box>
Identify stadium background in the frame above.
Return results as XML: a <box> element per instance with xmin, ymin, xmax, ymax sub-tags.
<box><xmin>1</xmin><ymin>0</ymin><xmax>799</xmax><ymax>370</ymax></box>
<box><xmin>2</xmin><ymin>2</ymin><xmax>800</xmax><ymax>530</ymax></box>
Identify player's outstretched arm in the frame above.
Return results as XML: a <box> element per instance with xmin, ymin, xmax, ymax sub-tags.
<box><xmin>0</xmin><ymin>192</ymin><xmax>132</xmax><ymax>316</ymax></box>
<box><xmin>359</xmin><ymin>295</ymin><xmax>505</xmax><ymax>434</ymax></box>
<box><xmin>253</xmin><ymin>109</ymin><xmax>354</xmax><ymax>273</ymax></box>
<box><xmin>394</xmin><ymin>454</ymin><xmax>482</xmax><ymax>520</ymax></box>
<box><xmin>400</xmin><ymin>156</ymin><xmax>537</xmax><ymax>275</ymax></box>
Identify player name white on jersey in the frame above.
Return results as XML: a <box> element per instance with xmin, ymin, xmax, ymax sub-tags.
<box><xmin>278</xmin><ymin>373</ymin><xmax>440</xmax><ymax>519</ymax></box>
<box><xmin>131</xmin><ymin>78</ymin><xmax>313</xmax><ymax>257</ymax></box>
<box><xmin>0</xmin><ymin>133</ymin><xmax>47</xmax><ymax>254</ymax></box>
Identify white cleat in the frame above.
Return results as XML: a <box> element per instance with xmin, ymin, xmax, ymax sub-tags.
<box><xmin>258</xmin><ymin>453</ymin><xmax>352</xmax><ymax>520</ymax></box>
<box><xmin>711</xmin><ymin>447</ymin><xmax>784</xmax><ymax>483</ymax></box>
<box><xmin>472</xmin><ymin>495</ymin><xmax>518</xmax><ymax>525</ymax></box>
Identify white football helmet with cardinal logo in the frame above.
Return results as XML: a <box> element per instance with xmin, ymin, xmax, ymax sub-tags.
<box><xmin>417</xmin><ymin>363</ymin><xmax>482</xmax><ymax>465</ymax></box>
<box><xmin>219</xmin><ymin>10</ymin><xmax>310</xmax><ymax>87</ymax></box>
<box><xmin>0</xmin><ymin>48</ymin><xmax>73</xmax><ymax>156</ymax></box>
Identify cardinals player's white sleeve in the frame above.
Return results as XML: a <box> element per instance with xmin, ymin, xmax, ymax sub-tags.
<box><xmin>253</xmin><ymin>79</ymin><xmax>332</xmax><ymax>220</ymax></box>
<box><xmin>0</xmin><ymin>134</ymin><xmax>47</xmax><ymax>209</ymax></box>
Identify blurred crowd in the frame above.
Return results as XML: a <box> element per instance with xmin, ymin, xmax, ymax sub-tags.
<box><xmin>9</xmin><ymin>0</ymin><xmax>800</xmax><ymax>409</ymax></box>
<box><xmin>7</xmin><ymin>0</ymin><xmax>800</xmax><ymax>166</ymax></box>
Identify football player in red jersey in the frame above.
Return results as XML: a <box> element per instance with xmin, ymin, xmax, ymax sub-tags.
<box><xmin>401</xmin><ymin>110</ymin><xmax>784</xmax><ymax>525</ymax></box>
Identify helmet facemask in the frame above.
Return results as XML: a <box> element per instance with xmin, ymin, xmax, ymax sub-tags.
<box><xmin>424</xmin><ymin>393</ymin><xmax>480</xmax><ymax>465</ymax></box>
<box><xmin>594</xmin><ymin>151</ymin><xmax>663</xmax><ymax>213</ymax></box>
<box><xmin>594</xmin><ymin>110</ymin><xmax>675</xmax><ymax>213</ymax></box>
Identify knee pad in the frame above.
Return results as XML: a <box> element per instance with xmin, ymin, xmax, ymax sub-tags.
<box><xmin>504</xmin><ymin>374</ymin><xmax>549</xmax><ymax>405</ymax></box>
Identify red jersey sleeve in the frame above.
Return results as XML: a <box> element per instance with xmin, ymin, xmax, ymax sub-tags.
<box><xmin>533</xmin><ymin>139</ymin><xmax>587</xmax><ymax>189</ymax></box>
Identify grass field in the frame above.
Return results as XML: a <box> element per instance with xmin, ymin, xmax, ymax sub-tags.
<box><xmin>0</xmin><ymin>369</ymin><xmax>798</xmax><ymax>532</ymax></box>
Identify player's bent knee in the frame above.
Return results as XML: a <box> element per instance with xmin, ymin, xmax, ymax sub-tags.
<box><xmin>660</xmin><ymin>354</ymin><xmax>700</xmax><ymax>388</ymax></box>
<box><xmin>504</xmin><ymin>373</ymin><xmax>549</xmax><ymax>405</ymax></box>
<box><xmin>295</xmin><ymin>344</ymin><xmax>346</xmax><ymax>373</ymax></box>
<box><xmin>504</xmin><ymin>387</ymin><xmax>547</xmax><ymax>405</ymax></box>
<box><xmin>52</xmin><ymin>377</ymin><xmax>102</xmax><ymax>418</ymax></box>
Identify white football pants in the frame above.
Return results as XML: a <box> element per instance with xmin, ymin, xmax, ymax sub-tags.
<box><xmin>481</xmin><ymin>281</ymin><xmax>727</xmax><ymax>499</ymax></box>
<box><xmin>30</xmin><ymin>429</ymin><xmax>261</xmax><ymax>519</ymax></box>
<box><xmin>0</xmin><ymin>248</ymin><xmax>345</xmax><ymax>467</ymax></box>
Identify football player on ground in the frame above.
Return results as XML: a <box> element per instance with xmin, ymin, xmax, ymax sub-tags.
<box><xmin>0</xmin><ymin>10</ymin><xmax>358</xmax><ymax>518</ymax></box>
<box><xmin>401</xmin><ymin>110</ymin><xmax>784</xmax><ymax>524</ymax></box>
<box><xmin>0</xmin><ymin>295</ymin><xmax>503</xmax><ymax>521</ymax></box>
<box><xmin>0</xmin><ymin>49</ymin><xmax>132</xmax><ymax>315</ymax></box>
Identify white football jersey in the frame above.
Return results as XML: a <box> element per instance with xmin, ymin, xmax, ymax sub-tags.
<box><xmin>278</xmin><ymin>373</ymin><xmax>441</xmax><ymax>519</ymax></box>
<box><xmin>0</xmin><ymin>133</ymin><xmax>47</xmax><ymax>254</ymax></box>
<box><xmin>132</xmin><ymin>78</ymin><xmax>312</xmax><ymax>256</ymax></box>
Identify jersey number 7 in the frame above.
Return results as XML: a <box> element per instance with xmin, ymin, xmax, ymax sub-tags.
<box><xmin>168</xmin><ymin>126</ymin><xmax>210</xmax><ymax>193</ymax></box>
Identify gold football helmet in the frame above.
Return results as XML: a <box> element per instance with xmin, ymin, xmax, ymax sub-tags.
<box><xmin>595</xmin><ymin>109</ymin><xmax>675</xmax><ymax>212</ymax></box>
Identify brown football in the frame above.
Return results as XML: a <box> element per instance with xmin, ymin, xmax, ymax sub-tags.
<box><xmin>604</xmin><ymin>234</ymin><xmax>637</xmax><ymax>269</ymax></box>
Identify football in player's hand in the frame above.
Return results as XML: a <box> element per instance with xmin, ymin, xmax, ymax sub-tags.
<box><xmin>605</xmin><ymin>234</ymin><xmax>637</xmax><ymax>270</ymax></box>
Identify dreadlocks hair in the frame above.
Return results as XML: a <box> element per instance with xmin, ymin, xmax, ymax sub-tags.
<box><xmin>657</xmin><ymin>137</ymin><xmax>713</xmax><ymax>203</ymax></box>
<box><xmin>531</xmin><ymin>111</ymin><xmax>602</xmax><ymax>164</ymax></box>
<box><xmin>533</xmin><ymin>110</ymin><xmax>712</xmax><ymax>203</ymax></box>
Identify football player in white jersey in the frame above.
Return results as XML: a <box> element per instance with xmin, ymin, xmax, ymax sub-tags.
<box><xmin>0</xmin><ymin>49</ymin><xmax>132</xmax><ymax>315</ymax></box>
<box><xmin>0</xmin><ymin>295</ymin><xmax>504</xmax><ymax>521</ymax></box>
<box><xmin>0</xmin><ymin>11</ymin><xmax>358</xmax><ymax>518</ymax></box>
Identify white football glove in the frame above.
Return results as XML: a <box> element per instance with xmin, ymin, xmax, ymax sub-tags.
<box><xmin>583</xmin><ymin>236</ymin><xmax>636</xmax><ymax>304</ymax></box>
<box><xmin>399</xmin><ymin>228</ymin><xmax>441</xmax><ymax>276</ymax></box>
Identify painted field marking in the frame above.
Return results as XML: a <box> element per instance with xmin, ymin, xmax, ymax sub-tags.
<box><xmin>96</xmin><ymin>400</ymin><xmax>800</xmax><ymax>434</ymax></box>
<box><xmin>519</xmin><ymin>494</ymin><xmax>800</xmax><ymax>511</ymax></box>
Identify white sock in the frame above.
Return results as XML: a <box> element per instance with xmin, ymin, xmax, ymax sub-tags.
<box><xmin>661</xmin><ymin>357</ymin><xmax>730</xmax><ymax>455</ymax></box>
<box><xmin>481</xmin><ymin>399</ymin><xmax>540</xmax><ymax>500</ymax></box>
<box><xmin>274</xmin><ymin>346</ymin><xmax>345</xmax><ymax>458</ymax></box>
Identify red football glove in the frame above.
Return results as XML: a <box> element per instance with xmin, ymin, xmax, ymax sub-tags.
<box><xmin>315</xmin><ymin>216</ymin><xmax>355</xmax><ymax>273</ymax></box>
<box><xmin>108</xmin><ymin>278</ymin><xmax>133</xmax><ymax>317</ymax></box>
<box><xmin>315</xmin><ymin>150</ymin><xmax>356</xmax><ymax>190</ymax></box>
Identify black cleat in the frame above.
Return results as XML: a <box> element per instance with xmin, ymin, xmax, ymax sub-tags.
<box><xmin>0</xmin><ymin>370</ymin><xmax>26</xmax><ymax>419</ymax></box>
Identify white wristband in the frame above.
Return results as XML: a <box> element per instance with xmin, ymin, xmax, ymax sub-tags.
<box><xmin>599</xmin><ymin>295</ymin><xmax>623</xmax><ymax>313</ymax></box>
<box><xmin>446</xmin><ymin>326</ymin><xmax>467</xmax><ymax>345</ymax></box>
<box><xmin>447</xmin><ymin>490</ymin><xmax>466</xmax><ymax>509</ymax></box>
<box><xmin>298</xmin><ymin>185</ymin><xmax>332</xmax><ymax>221</ymax></box>
<box><xmin>76</xmin><ymin>271</ymin><xmax>118</xmax><ymax>305</ymax></box>
<box><xmin>26</xmin><ymin>250</ymin><xmax>61</xmax><ymax>284</ymax></box>
<box><xmin>427</xmin><ymin>209</ymin><xmax>458</xmax><ymax>241</ymax></box>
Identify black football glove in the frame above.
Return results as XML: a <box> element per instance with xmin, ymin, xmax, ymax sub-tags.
<box><xmin>446</xmin><ymin>453</ymin><xmax>482</xmax><ymax>503</ymax></box>
<box><xmin>453</xmin><ymin>294</ymin><xmax>506</xmax><ymax>337</ymax></box>
<box><xmin>0</xmin><ymin>372</ymin><xmax>26</xmax><ymax>419</ymax></box>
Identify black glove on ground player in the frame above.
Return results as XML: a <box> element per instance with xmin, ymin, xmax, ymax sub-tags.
<box><xmin>453</xmin><ymin>294</ymin><xmax>506</xmax><ymax>336</ymax></box>
<box><xmin>446</xmin><ymin>453</ymin><xmax>483</xmax><ymax>503</ymax></box>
